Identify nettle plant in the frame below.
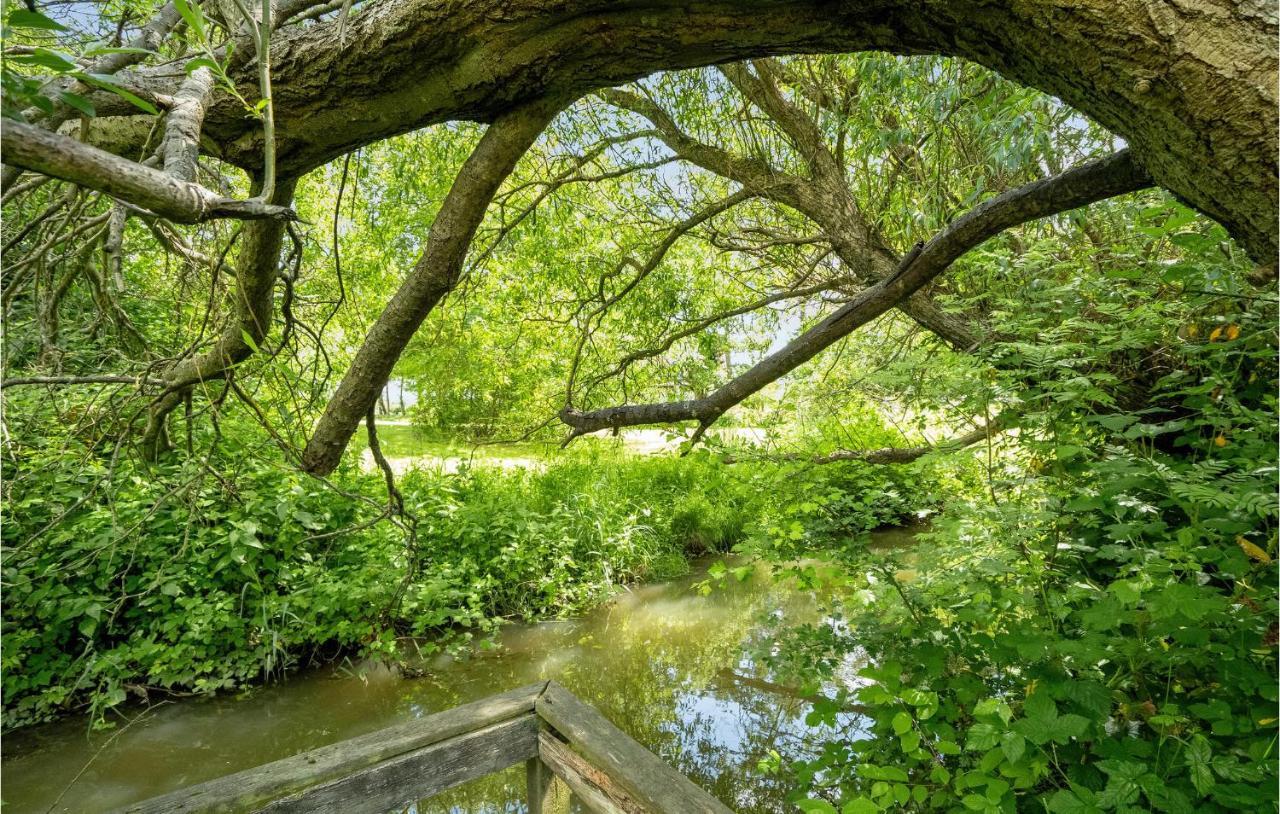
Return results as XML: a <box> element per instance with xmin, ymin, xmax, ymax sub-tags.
<box><xmin>758</xmin><ymin>211</ymin><xmax>1278</xmax><ymax>813</ymax></box>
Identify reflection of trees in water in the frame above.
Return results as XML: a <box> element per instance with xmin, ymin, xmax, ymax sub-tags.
<box><xmin>387</xmin><ymin>569</ymin><xmax>854</xmax><ymax>814</ymax></box>
<box><xmin>544</xmin><ymin>572</ymin><xmax>852</xmax><ymax>814</ymax></box>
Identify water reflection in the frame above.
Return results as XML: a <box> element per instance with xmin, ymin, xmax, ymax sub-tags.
<box><xmin>2</xmin><ymin>538</ymin><xmax>903</xmax><ymax>813</ymax></box>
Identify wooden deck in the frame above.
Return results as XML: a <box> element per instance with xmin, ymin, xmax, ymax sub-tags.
<box><xmin>113</xmin><ymin>681</ymin><xmax>734</xmax><ymax>814</ymax></box>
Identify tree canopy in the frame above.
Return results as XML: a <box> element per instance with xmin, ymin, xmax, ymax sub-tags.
<box><xmin>1</xmin><ymin>3</ymin><xmax>1276</xmax><ymax>812</ymax></box>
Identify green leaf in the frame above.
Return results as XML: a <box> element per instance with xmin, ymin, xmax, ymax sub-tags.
<box><xmin>7</xmin><ymin>9</ymin><xmax>69</xmax><ymax>30</ymax></box>
<box><xmin>1097</xmin><ymin>760</ymin><xmax>1148</xmax><ymax>808</ymax></box>
<box><xmin>1000</xmin><ymin>731</ymin><xmax>1026</xmax><ymax>764</ymax></box>
<box><xmin>173</xmin><ymin>0</ymin><xmax>207</xmax><ymax>39</ymax></box>
<box><xmin>891</xmin><ymin>710</ymin><xmax>912</xmax><ymax>735</ymax></box>
<box><xmin>796</xmin><ymin>800</ymin><xmax>838</xmax><ymax>814</ymax></box>
<box><xmin>1140</xmin><ymin>777</ymin><xmax>1194</xmax><ymax>814</ymax></box>
<box><xmin>76</xmin><ymin>73</ymin><xmax>160</xmax><ymax>115</ymax></box>
<box><xmin>1185</xmin><ymin>735</ymin><xmax>1215</xmax><ymax>795</ymax></box>
<box><xmin>83</xmin><ymin>46</ymin><xmax>155</xmax><ymax>57</ymax></box>
<box><xmin>1048</xmin><ymin>788</ymin><xmax>1103</xmax><ymax>814</ymax></box>
<box><xmin>184</xmin><ymin>57</ymin><xmax>222</xmax><ymax>75</ymax></box>
<box><xmin>58</xmin><ymin>90</ymin><xmax>95</xmax><ymax>117</ymax></box>
<box><xmin>12</xmin><ymin>48</ymin><xmax>79</xmax><ymax>72</ymax></box>
<box><xmin>966</xmin><ymin>721</ymin><xmax>1002</xmax><ymax>750</ymax></box>
<box><xmin>841</xmin><ymin>799</ymin><xmax>879</xmax><ymax>814</ymax></box>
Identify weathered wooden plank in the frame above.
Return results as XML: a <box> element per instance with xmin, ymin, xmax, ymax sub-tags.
<box><xmin>115</xmin><ymin>682</ymin><xmax>546</xmax><ymax>814</ymax></box>
<box><xmin>538</xmin><ymin>730</ymin><xmax>646</xmax><ymax>814</ymax></box>
<box><xmin>535</xmin><ymin>682</ymin><xmax>735</xmax><ymax>814</ymax></box>
<box><xmin>259</xmin><ymin>714</ymin><xmax>538</xmax><ymax>814</ymax></box>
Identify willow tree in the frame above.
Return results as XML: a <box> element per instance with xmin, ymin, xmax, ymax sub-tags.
<box><xmin>1</xmin><ymin>0</ymin><xmax>1274</xmax><ymax>472</ymax></box>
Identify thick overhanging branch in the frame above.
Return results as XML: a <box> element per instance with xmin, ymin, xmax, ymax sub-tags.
<box><xmin>560</xmin><ymin>149</ymin><xmax>1152</xmax><ymax>435</ymax></box>
<box><xmin>2</xmin><ymin>120</ymin><xmax>297</xmax><ymax>223</ymax></box>
<box><xmin>299</xmin><ymin>97</ymin><xmax>567</xmax><ymax>476</ymax></box>
<box><xmin>160</xmin><ymin>68</ymin><xmax>217</xmax><ymax>183</ymax></box>
<box><xmin>24</xmin><ymin>0</ymin><xmax>1271</xmax><ymax>257</ymax></box>
<box><xmin>0</xmin><ymin>1</ymin><xmax>185</xmax><ymax>193</ymax></box>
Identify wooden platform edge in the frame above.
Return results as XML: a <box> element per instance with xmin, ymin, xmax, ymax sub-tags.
<box><xmin>535</xmin><ymin>681</ymin><xmax>735</xmax><ymax>814</ymax></box>
<box><xmin>112</xmin><ymin>681</ymin><xmax>547</xmax><ymax>814</ymax></box>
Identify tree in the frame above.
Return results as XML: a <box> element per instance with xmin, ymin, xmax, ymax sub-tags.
<box><xmin>2</xmin><ymin>0</ymin><xmax>1274</xmax><ymax>473</ymax></box>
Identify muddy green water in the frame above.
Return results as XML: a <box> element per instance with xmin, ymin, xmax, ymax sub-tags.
<box><xmin>2</xmin><ymin>528</ymin><xmax>917</xmax><ymax>813</ymax></box>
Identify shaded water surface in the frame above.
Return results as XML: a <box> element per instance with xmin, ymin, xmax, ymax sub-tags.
<box><xmin>3</xmin><ymin>529</ymin><xmax>917</xmax><ymax>813</ymax></box>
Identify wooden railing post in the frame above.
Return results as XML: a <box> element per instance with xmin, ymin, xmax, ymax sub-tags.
<box><xmin>526</xmin><ymin>757</ymin><xmax>557</xmax><ymax>814</ymax></box>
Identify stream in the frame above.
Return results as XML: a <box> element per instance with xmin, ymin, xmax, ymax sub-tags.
<box><xmin>2</xmin><ymin>527</ymin><xmax>918</xmax><ymax>813</ymax></box>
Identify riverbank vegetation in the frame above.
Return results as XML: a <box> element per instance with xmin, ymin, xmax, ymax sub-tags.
<box><xmin>2</xmin><ymin>4</ymin><xmax>1276</xmax><ymax>812</ymax></box>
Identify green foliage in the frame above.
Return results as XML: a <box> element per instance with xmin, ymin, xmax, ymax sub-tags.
<box><xmin>1</xmin><ymin>411</ymin><xmax>934</xmax><ymax>730</ymax></box>
<box><xmin>757</xmin><ymin>209</ymin><xmax>1278</xmax><ymax>813</ymax></box>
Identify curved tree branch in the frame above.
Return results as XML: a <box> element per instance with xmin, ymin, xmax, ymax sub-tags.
<box><xmin>560</xmin><ymin>149</ymin><xmax>1152</xmax><ymax>435</ymax></box>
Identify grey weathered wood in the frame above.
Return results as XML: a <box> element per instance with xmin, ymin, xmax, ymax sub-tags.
<box><xmin>260</xmin><ymin>714</ymin><xmax>538</xmax><ymax>814</ymax></box>
<box><xmin>116</xmin><ymin>682</ymin><xmax>546</xmax><ymax>814</ymax></box>
<box><xmin>526</xmin><ymin>756</ymin><xmax>558</xmax><ymax>814</ymax></box>
<box><xmin>538</xmin><ymin>730</ymin><xmax>645</xmax><ymax>814</ymax></box>
<box><xmin>535</xmin><ymin>682</ymin><xmax>734</xmax><ymax>814</ymax></box>
<box><xmin>2</xmin><ymin>120</ymin><xmax>297</xmax><ymax>223</ymax></box>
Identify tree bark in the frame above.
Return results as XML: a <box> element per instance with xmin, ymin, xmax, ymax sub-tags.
<box><xmin>299</xmin><ymin>98</ymin><xmax>565</xmax><ymax>475</ymax></box>
<box><xmin>2</xmin><ymin>121</ymin><xmax>297</xmax><ymax>223</ymax></box>
<box><xmin>61</xmin><ymin>0</ymin><xmax>1275</xmax><ymax>259</ymax></box>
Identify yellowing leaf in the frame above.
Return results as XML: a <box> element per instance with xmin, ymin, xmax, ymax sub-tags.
<box><xmin>1187</xmin><ymin>324</ymin><xmax>1199</xmax><ymax>338</ymax></box>
<box><xmin>1214</xmin><ymin>434</ymin><xmax>1227</xmax><ymax>447</ymax></box>
<box><xmin>1226</xmin><ymin>324</ymin><xmax>1241</xmax><ymax>340</ymax></box>
<box><xmin>1237</xmin><ymin>536</ymin><xmax>1272</xmax><ymax>564</ymax></box>
<box><xmin>1209</xmin><ymin>326</ymin><xmax>1223</xmax><ymax>341</ymax></box>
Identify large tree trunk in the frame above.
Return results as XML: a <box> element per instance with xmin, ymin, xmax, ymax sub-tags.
<box><xmin>73</xmin><ymin>0</ymin><xmax>1276</xmax><ymax>259</ymax></box>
